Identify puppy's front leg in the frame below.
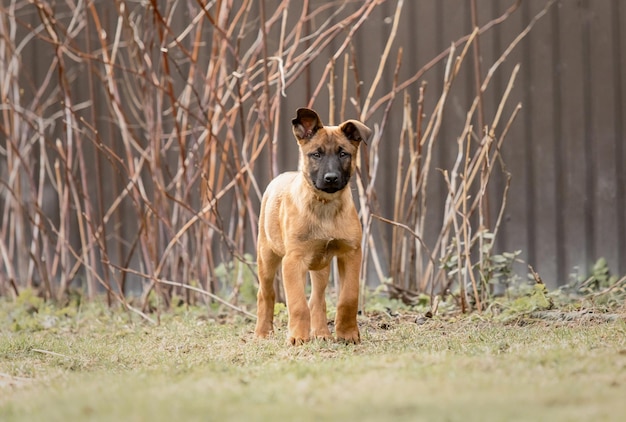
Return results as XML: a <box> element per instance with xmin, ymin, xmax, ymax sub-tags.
<box><xmin>335</xmin><ymin>248</ymin><xmax>361</xmax><ymax>344</ymax></box>
<box><xmin>282</xmin><ymin>254</ymin><xmax>311</xmax><ymax>345</ymax></box>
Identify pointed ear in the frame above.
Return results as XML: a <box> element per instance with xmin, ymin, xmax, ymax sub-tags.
<box><xmin>292</xmin><ymin>108</ymin><xmax>324</xmax><ymax>141</ymax></box>
<box><xmin>340</xmin><ymin>119</ymin><xmax>372</xmax><ymax>145</ymax></box>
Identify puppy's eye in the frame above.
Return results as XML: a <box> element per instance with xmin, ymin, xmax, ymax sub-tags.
<box><xmin>339</xmin><ymin>151</ymin><xmax>350</xmax><ymax>159</ymax></box>
<box><xmin>310</xmin><ymin>151</ymin><xmax>322</xmax><ymax>159</ymax></box>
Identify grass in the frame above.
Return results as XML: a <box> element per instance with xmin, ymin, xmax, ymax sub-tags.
<box><xmin>1</xmin><ymin>296</ymin><xmax>625</xmax><ymax>422</ymax></box>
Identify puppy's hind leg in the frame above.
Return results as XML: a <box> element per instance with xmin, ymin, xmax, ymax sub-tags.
<box><xmin>254</xmin><ymin>245</ymin><xmax>281</xmax><ymax>338</ymax></box>
<box><xmin>309</xmin><ymin>265</ymin><xmax>333</xmax><ymax>340</ymax></box>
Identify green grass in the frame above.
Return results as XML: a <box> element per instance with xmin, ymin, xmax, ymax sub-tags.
<box><xmin>1</xmin><ymin>298</ymin><xmax>625</xmax><ymax>422</ymax></box>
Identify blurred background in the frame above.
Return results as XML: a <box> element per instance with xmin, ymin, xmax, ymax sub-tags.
<box><xmin>0</xmin><ymin>1</ymin><xmax>624</xmax><ymax>311</ymax></box>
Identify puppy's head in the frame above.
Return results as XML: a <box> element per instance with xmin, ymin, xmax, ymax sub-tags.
<box><xmin>292</xmin><ymin>108</ymin><xmax>371</xmax><ymax>194</ymax></box>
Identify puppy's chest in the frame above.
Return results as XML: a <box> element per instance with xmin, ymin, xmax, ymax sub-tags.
<box><xmin>300</xmin><ymin>212</ymin><xmax>357</xmax><ymax>245</ymax></box>
<box><xmin>298</xmin><ymin>222</ymin><xmax>356</xmax><ymax>247</ymax></box>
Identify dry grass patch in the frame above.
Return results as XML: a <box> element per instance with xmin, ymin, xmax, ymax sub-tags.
<box><xmin>1</xmin><ymin>298</ymin><xmax>625</xmax><ymax>421</ymax></box>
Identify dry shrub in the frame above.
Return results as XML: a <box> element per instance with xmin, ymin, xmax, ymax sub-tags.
<box><xmin>0</xmin><ymin>0</ymin><xmax>555</xmax><ymax>317</ymax></box>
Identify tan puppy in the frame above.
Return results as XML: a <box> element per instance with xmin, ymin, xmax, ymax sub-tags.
<box><xmin>254</xmin><ymin>108</ymin><xmax>371</xmax><ymax>345</ymax></box>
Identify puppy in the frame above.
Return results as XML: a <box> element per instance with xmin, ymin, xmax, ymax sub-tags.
<box><xmin>254</xmin><ymin>108</ymin><xmax>371</xmax><ymax>345</ymax></box>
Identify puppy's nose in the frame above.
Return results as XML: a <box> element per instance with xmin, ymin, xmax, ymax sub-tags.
<box><xmin>324</xmin><ymin>172</ymin><xmax>339</xmax><ymax>184</ymax></box>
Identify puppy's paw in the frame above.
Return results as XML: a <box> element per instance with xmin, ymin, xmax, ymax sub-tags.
<box><xmin>311</xmin><ymin>327</ymin><xmax>333</xmax><ymax>341</ymax></box>
<box><xmin>254</xmin><ymin>322</ymin><xmax>274</xmax><ymax>339</ymax></box>
<box><xmin>288</xmin><ymin>335</ymin><xmax>311</xmax><ymax>346</ymax></box>
<box><xmin>254</xmin><ymin>329</ymin><xmax>272</xmax><ymax>339</ymax></box>
<box><xmin>336</xmin><ymin>327</ymin><xmax>360</xmax><ymax>344</ymax></box>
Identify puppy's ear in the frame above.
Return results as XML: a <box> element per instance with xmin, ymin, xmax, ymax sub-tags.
<box><xmin>292</xmin><ymin>108</ymin><xmax>324</xmax><ymax>141</ymax></box>
<box><xmin>340</xmin><ymin>119</ymin><xmax>372</xmax><ymax>145</ymax></box>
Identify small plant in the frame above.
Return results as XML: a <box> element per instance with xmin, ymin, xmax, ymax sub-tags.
<box><xmin>495</xmin><ymin>281</ymin><xmax>553</xmax><ymax>322</ymax></box>
<box><xmin>555</xmin><ymin>258</ymin><xmax>625</xmax><ymax>309</ymax></box>
<box><xmin>562</xmin><ymin>257</ymin><xmax>620</xmax><ymax>295</ymax></box>
<box><xmin>586</xmin><ymin>258</ymin><xmax>619</xmax><ymax>291</ymax></box>
<box><xmin>485</xmin><ymin>251</ymin><xmax>522</xmax><ymax>290</ymax></box>
<box><xmin>439</xmin><ymin>229</ymin><xmax>522</xmax><ymax>309</ymax></box>
<box><xmin>215</xmin><ymin>254</ymin><xmax>258</xmax><ymax>306</ymax></box>
<box><xmin>3</xmin><ymin>288</ymin><xmax>80</xmax><ymax>332</ymax></box>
